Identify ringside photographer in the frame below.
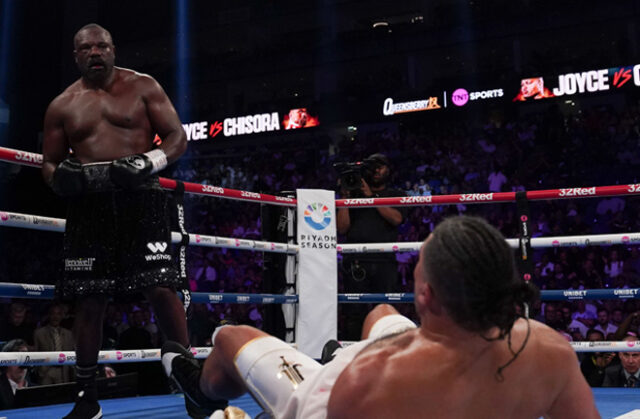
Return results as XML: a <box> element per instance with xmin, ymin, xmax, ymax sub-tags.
<box><xmin>335</xmin><ymin>153</ymin><xmax>407</xmax><ymax>340</ymax></box>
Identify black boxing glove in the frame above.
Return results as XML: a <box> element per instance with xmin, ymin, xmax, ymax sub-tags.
<box><xmin>51</xmin><ymin>158</ymin><xmax>85</xmax><ymax>196</ymax></box>
<box><xmin>110</xmin><ymin>149</ymin><xmax>168</xmax><ymax>189</ymax></box>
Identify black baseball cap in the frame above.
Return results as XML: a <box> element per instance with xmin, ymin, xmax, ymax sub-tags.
<box><xmin>366</xmin><ymin>153</ymin><xmax>389</xmax><ymax>166</ymax></box>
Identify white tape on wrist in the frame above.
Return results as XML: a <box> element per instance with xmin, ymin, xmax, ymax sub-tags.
<box><xmin>145</xmin><ymin>149</ymin><xmax>168</xmax><ymax>173</ymax></box>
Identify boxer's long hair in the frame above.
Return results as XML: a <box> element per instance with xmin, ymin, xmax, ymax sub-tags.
<box><xmin>423</xmin><ymin>216</ymin><xmax>539</xmax><ymax>379</ymax></box>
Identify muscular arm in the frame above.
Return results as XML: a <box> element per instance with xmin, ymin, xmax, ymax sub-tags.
<box><xmin>142</xmin><ymin>76</ymin><xmax>187</xmax><ymax>164</ymax></box>
<box><xmin>337</xmin><ymin>208</ymin><xmax>350</xmax><ymax>234</ymax></box>
<box><xmin>611</xmin><ymin>311</ymin><xmax>639</xmax><ymax>341</ymax></box>
<box><xmin>328</xmin><ymin>351</ymin><xmax>386</xmax><ymax>418</ymax></box>
<box><xmin>376</xmin><ymin>206</ymin><xmax>403</xmax><ymax>226</ymax></box>
<box><xmin>362</xmin><ymin>179</ymin><xmax>403</xmax><ymax>226</ymax></box>
<box><xmin>545</xmin><ymin>345</ymin><xmax>600</xmax><ymax>419</ymax></box>
<box><xmin>41</xmin><ymin>98</ymin><xmax>69</xmax><ymax>186</ymax></box>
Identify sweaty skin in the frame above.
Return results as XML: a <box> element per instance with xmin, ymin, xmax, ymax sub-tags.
<box><xmin>42</xmin><ymin>26</ymin><xmax>186</xmax><ymax>183</ymax></box>
<box><xmin>40</xmin><ymin>24</ymin><xmax>191</xmax><ymax>384</ymax></box>
<box><xmin>327</xmin><ymin>241</ymin><xmax>600</xmax><ymax>419</ymax></box>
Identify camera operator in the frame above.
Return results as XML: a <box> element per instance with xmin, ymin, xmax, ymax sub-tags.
<box><xmin>336</xmin><ymin>153</ymin><xmax>406</xmax><ymax>340</ymax></box>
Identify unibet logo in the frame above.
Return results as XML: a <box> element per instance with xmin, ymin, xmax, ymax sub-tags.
<box><xmin>147</xmin><ymin>242</ymin><xmax>168</xmax><ymax>253</ymax></box>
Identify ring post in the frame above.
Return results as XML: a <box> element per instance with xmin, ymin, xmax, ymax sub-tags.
<box><xmin>295</xmin><ymin>189</ymin><xmax>338</xmax><ymax>357</ymax></box>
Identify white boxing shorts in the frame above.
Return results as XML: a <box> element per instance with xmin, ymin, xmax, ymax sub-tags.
<box><xmin>233</xmin><ymin>313</ymin><xmax>416</xmax><ymax>419</ymax></box>
<box><xmin>234</xmin><ymin>336</ymin><xmax>322</xmax><ymax>417</ymax></box>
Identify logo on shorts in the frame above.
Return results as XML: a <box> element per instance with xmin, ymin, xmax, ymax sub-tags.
<box><xmin>145</xmin><ymin>242</ymin><xmax>171</xmax><ymax>261</ymax></box>
<box><xmin>65</xmin><ymin>258</ymin><xmax>96</xmax><ymax>272</ymax></box>
<box><xmin>147</xmin><ymin>242</ymin><xmax>168</xmax><ymax>253</ymax></box>
<box><xmin>277</xmin><ymin>356</ymin><xmax>304</xmax><ymax>389</ymax></box>
<box><xmin>303</xmin><ymin>203</ymin><xmax>332</xmax><ymax>231</ymax></box>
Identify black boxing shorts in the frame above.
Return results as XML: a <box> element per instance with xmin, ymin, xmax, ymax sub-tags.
<box><xmin>57</xmin><ymin>163</ymin><xmax>181</xmax><ymax>299</ymax></box>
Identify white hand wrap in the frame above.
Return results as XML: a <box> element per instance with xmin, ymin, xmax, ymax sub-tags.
<box><xmin>144</xmin><ymin>149</ymin><xmax>168</xmax><ymax>174</ymax></box>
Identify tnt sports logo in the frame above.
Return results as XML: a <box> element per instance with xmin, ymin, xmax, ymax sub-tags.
<box><xmin>552</xmin><ymin>240</ymin><xmax>560</xmax><ymax>247</ymax></box>
<box><xmin>116</xmin><ymin>351</ymin><xmax>123</xmax><ymax>361</ymax></box>
<box><xmin>451</xmin><ymin>88</ymin><xmax>469</xmax><ymax>106</ymax></box>
<box><xmin>303</xmin><ymin>203</ymin><xmax>332</xmax><ymax>231</ymax></box>
<box><xmin>58</xmin><ymin>353</ymin><xmax>66</xmax><ymax>363</ymax></box>
<box><xmin>191</xmin><ymin>348</ymin><xmax>198</xmax><ymax>357</ymax></box>
<box><xmin>0</xmin><ymin>212</ymin><xmax>8</xmax><ymax>221</ymax></box>
<box><xmin>623</xmin><ymin>236</ymin><xmax>630</xmax><ymax>244</ymax></box>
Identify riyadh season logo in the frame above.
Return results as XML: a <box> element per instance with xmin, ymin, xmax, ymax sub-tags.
<box><xmin>303</xmin><ymin>203</ymin><xmax>332</xmax><ymax>231</ymax></box>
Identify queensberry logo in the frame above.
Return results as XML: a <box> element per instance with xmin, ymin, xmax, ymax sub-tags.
<box><xmin>303</xmin><ymin>203</ymin><xmax>332</xmax><ymax>231</ymax></box>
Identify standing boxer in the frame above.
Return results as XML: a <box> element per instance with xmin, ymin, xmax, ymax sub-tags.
<box><xmin>42</xmin><ymin>23</ymin><xmax>223</xmax><ymax>419</ymax></box>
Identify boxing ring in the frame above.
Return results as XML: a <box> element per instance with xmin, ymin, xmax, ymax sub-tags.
<box><xmin>1</xmin><ymin>145</ymin><xmax>640</xmax><ymax>418</ymax></box>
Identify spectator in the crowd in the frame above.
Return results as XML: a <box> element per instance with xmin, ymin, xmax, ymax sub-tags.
<box><xmin>572</xmin><ymin>300</ymin><xmax>597</xmax><ymax>330</ymax></box>
<box><xmin>0</xmin><ymin>339</ymin><xmax>32</xmax><ymax>409</ymax></box>
<box><xmin>536</xmin><ymin>254</ymin><xmax>555</xmax><ymax>278</ymax></box>
<box><xmin>0</xmin><ymin>303</ymin><xmax>35</xmax><ymax>346</ymax></box>
<box><xmin>143</xmin><ymin>309</ymin><xmax>159</xmax><ymax>348</ymax></box>
<box><xmin>603</xmin><ymin>334</ymin><xmax>640</xmax><ymax>387</ymax></box>
<box><xmin>189</xmin><ymin>304</ymin><xmax>217</xmax><ymax>347</ymax></box>
<box><xmin>582</xmin><ymin>259</ymin><xmax>604</xmax><ymax>289</ymax></box>
<box><xmin>117</xmin><ymin>310</ymin><xmax>151</xmax><ymax>350</ymax></box>
<box><xmin>487</xmin><ymin>164</ymin><xmax>507</xmax><ymax>192</ymax></box>
<box><xmin>580</xmin><ymin>329</ymin><xmax>615</xmax><ymax>387</ymax></box>
<box><xmin>595</xmin><ymin>308</ymin><xmax>618</xmax><ymax>337</ymax></box>
<box><xmin>117</xmin><ymin>309</ymin><xmax>166</xmax><ymax>396</ymax></box>
<box><xmin>611</xmin><ymin>308</ymin><xmax>625</xmax><ymax>326</ymax></box>
<box><xmin>612</xmin><ymin>311</ymin><xmax>640</xmax><ymax>341</ymax></box>
<box><xmin>102</xmin><ymin>303</ymin><xmax>120</xmax><ymax>350</ymax></box>
<box><xmin>603</xmin><ymin>249</ymin><xmax>624</xmax><ymax>281</ymax></box>
<box><xmin>566</xmin><ymin>304</ymin><xmax>589</xmax><ymax>340</ymax></box>
<box><xmin>33</xmin><ymin>303</ymin><xmax>75</xmax><ymax>384</ymax></box>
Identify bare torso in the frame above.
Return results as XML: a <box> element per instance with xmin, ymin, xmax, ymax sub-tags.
<box><xmin>328</xmin><ymin>319</ymin><xmax>599</xmax><ymax>419</ymax></box>
<box><xmin>52</xmin><ymin>67</ymin><xmax>154</xmax><ymax>162</ymax></box>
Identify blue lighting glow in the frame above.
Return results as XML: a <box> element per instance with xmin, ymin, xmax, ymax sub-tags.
<box><xmin>175</xmin><ymin>0</ymin><xmax>191</xmax><ymax>121</ymax></box>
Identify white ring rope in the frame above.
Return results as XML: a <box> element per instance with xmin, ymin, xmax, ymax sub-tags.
<box><xmin>0</xmin><ymin>210</ymin><xmax>298</xmax><ymax>254</ymax></box>
<box><xmin>0</xmin><ymin>340</ymin><xmax>637</xmax><ymax>368</ymax></box>
<box><xmin>3</xmin><ymin>210</ymin><xmax>639</xmax><ymax>254</ymax></box>
<box><xmin>339</xmin><ymin>232</ymin><xmax>640</xmax><ymax>253</ymax></box>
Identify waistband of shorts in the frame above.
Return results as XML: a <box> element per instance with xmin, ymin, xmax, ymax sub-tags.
<box><xmin>82</xmin><ymin>162</ymin><xmax>160</xmax><ymax>192</ymax></box>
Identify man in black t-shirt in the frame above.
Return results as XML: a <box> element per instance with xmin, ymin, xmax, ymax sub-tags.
<box><xmin>337</xmin><ymin>153</ymin><xmax>406</xmax><ymax>339</ymax></box>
